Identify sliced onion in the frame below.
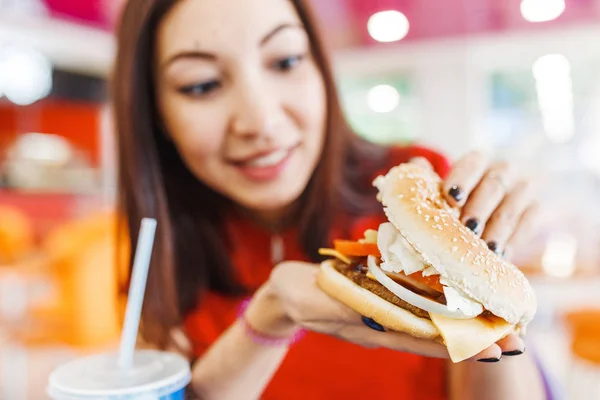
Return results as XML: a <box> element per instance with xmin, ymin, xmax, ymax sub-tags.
<box><xmin>382</xmin><ymin>270</ymin><xmax>441</xmax><ymax>298</ymax></box>
<box><xmin>367</xmin><ymin>255</ymin><xmax>477</xmax><ymax>319</ymax></box>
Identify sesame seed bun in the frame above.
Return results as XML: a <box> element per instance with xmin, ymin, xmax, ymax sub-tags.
<box><xmin>373</xmin><ymin>163</ymin><xmax>537</xmax><ymax>328</ymax></box>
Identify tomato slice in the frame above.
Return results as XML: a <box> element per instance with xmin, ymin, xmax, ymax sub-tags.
<box><xmin>333</xmin><ymin>239</ymin><xmax>443</xmax><ymax>292</ymax></box>
<box><xmin>406</xmin><ymin>272</ymin><xmax>444</xmax><ymax>293</ymax></box>
<box><xmin>333</xmin><ymin>240</ymin><xmax>381</xmax><ymax>257</ymax></box>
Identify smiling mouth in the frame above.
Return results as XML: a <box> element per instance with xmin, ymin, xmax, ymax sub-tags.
<box><xmin>231</xmin><ymin>144</ymin><xmax>299</xmax><ymax>168</ymax></box>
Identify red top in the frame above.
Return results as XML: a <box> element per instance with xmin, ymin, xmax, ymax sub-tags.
<box><xmin>184</xmin><ymin>145</ymin><xmax>452</xmax><ymax>399</ymax></box>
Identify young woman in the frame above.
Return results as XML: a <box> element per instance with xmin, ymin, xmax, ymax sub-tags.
<box><xmin>113</xmin><ymin>0</ymin><xmax>547</xmax><ymax>398</ymax></box>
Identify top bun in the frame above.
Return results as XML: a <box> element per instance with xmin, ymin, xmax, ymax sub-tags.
<box><xmin>373</xmin><ymin>163</ymin><xmax>536</xmax><ymax>327</ymax></box>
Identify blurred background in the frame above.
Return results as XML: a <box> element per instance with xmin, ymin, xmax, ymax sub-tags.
<box><xmin>1</xmin><ymin>0</ymin><xmax>600</xmax><ymax>398</ymax></box>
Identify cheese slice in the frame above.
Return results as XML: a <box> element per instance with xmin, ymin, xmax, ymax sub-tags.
<box><xmin>318</xmin><ymin>248</ymin><xmax>351</xmax><ymax>265</ymax></box>
<box><xmin>429</xmin><ymin>312</ymin><xmax>515</xmax><ymax>363</ymax></box>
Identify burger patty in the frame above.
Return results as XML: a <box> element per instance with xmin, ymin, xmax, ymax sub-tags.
<box><xmin>334</xmin><ymin>259</ymin><xmax>431</xmax><ymax>320</ymax></box>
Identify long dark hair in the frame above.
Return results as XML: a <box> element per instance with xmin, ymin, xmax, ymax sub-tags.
<box><xmin>113</xmin><ymin>0</ymin><xmax>388</xmax><ymax>348</ymax></box>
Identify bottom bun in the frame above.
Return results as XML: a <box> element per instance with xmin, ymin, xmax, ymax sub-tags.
<box><xmin>316</xmin><ymin>260</ymin><xmax>440</xmax><ymax>340</ymax></box>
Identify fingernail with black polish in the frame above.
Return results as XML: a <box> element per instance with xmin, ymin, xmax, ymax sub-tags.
<box><xmin>465</xmin><ymin>218</ymin><xmax>481</xmax><ymax>234</ymax></box>
<box><xmin>487</xmin><ymin>241</ymin><xmax>500</xmax><ymax>254</ymax></box>
<box><xmin>449</xmin><ymin>185</ymin><xmax>465</xmax><ymax>202</ymax></box>
<box><xmin>502</xmin><ymin>350</ymin><xmax>524</xmax><ymax>356</ymax></box>
<box><xmin>362</xmin><ymin>316</ymin><xmax>385</xmax><ymax>332</ymax></box>
<box><xmin>477</xmin><ymin>357</ymin><xmax>501</xmax><ymax>363</ymax></box>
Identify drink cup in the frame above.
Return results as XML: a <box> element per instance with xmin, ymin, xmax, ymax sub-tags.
<box><xmin>47</xmin><ymin>349</ymin><xmax>191</xmax><ymax>400</ymax></box>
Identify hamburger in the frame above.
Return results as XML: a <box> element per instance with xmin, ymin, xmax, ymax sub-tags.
<box><xmin>316</xmin><ymin>163</ymin><xmax>537</xmax><ymax>362</ymax></box>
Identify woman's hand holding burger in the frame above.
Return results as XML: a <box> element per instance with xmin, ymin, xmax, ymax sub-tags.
<box><xmin>244</xmin><ymin>259</ymin><xmax>525</xmax><ymax>362</ymax></box>
<box><xmin>243</xmin><ymin>151</ymin><xmax>539</xmax><ymax>363</ymax></box>
<box><xmin>246</xmin><ymin>261</ymin><xmax>450</xmax><ymax>356</ymax></box>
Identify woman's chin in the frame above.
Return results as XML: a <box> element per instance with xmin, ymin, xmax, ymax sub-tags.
<box><xmin>234</xmin><ymin>190</ymin><xmax>303</xmax><ymax>217</ymax></box>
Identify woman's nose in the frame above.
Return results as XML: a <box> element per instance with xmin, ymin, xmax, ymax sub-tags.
<box><xmin>230</xmin><ymin>76</ymin><xmax>279</xmax><ymax>139</ymax></box>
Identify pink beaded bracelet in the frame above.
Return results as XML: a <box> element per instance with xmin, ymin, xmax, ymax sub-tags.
<box><xmin>237</xmin><ymin>297</ymin><xmax>307</xmax><ymax>346</ymax></box>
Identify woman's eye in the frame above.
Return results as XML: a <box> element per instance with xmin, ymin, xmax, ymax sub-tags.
<box><xmin>178</xmin><ymin>80</ymin><xmax>221</xmax><ymax>97</ymax></box>
<box><xmin>273</xmin><ymin>55</ymin><xmax>304</xmax><ymax>72</ymax></box>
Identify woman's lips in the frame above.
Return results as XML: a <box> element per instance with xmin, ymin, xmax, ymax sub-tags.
<box><xmin>231</xmin><ymin>146</ymin><xmax>296</xmax><ymax>182</ymax></box>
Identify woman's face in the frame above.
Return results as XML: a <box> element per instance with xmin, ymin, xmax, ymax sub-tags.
<box><xmin>155</xmin><ymin>0</ymin><xmax>327</xmax><ymax>219</ymax></box>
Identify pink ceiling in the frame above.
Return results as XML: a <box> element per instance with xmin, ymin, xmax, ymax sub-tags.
<box><xmin>42</xmin><ymin>0</ymin><xmax>111</xmax><ymax>29</ymax></box>
<box><xmin>310</xmin><ymin>0</ymin><xmax>600</xmax><ymax>48</ymax></box>
<box><xmin>42</xmin><ymin>0</ymin><xmax>600</xmax><ymax>49</ymax></box>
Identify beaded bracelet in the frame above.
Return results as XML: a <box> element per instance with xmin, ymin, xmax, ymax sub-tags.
<box><xmin>237</xmin><ymin>297</ymin><xmax>307</xmax><ymax>346</ymax></box>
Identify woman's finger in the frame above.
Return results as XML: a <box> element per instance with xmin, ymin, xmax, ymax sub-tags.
<box><xmin>469</xmin><ymin>343</ymin><xmax>503</xmax><ymax>362</ymax></box>
<box><xmin>480</xmin><ymin>179</ymin><xmax>536</xmax><ymax>254</ymax></box>
<box><xmin>333</xmin><ymin>323</ymin><xmax>450</xmax><ymax>358</ymax></box>
<box><xmin>503</xmin><ymin>202</ymin><xmax>542</xmax><ymax>260</ymax></box>
<box><xmin>442</xmin><ymin>151</ymin><xmax>491</xmax><ymax>207</ymax></box>
<box><xmin>467</xmin><ymin>333</ymin><xmax>524</xmax><ymax>362</ymax></box>
<box><xmin>495</xmin><ymin>334</ymin><xmax>526</xmax><ymax>356</ymax></box>
<box><xmin>460</xmin><ymin>162</ymin><xmax>517</xmax><ymax>236</ymax></box>
<box><xmin>271</xmin><ymin>261</ymin><xmax>362</xmax><ymax>326</ymax></box>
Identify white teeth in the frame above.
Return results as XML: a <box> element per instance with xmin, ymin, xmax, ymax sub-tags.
<box><xmin>246</xmin><ymin>149</ymin><xmax>289</xmax><ymax>167</ymax></box>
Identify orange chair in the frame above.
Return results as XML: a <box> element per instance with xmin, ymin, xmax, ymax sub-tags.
<box><xmin>563</xmin><ymin>309</ymin><xmax>600</xmax><ymax>398</ymax></box>
<box><xmin>564</xmin><ymin>309</ymin><xmax>600</xmax><ymax>364</ymax></box>
<box><xmin>30</xmin><ymin>210</ymin><xmax>129</xmax><ymax>348</ymax></box>
<box><xmin>0</xmin><ymin>205</ymin><xmax>34</xmax><ymax>265</ymax></box>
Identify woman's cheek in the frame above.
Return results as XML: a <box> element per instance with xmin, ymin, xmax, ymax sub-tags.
<box><xmin>176</xmin><ymin>129</ymin><xmax>222</xmax><ymax>161</ymax></box>
<box><xmin>170</xmin><ymin>107</ymin><xmax>226</xmax><ymax>156</ymax></box>
<box><xmin>293</xmin><ymin>67</ymin><xmax>326</xmax><ymax>127</ymax></box>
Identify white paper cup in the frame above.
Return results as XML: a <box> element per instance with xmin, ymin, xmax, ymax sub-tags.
<box><xmin>47</xmin><ymin>349</ymin><xmax>191</xmax><ymax>400</ymax></box>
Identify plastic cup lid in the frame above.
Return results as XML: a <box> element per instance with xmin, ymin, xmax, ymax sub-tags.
<box><xmin>47</xmin><ymin>349</ymin><xmax>191</xmax><ymax>399</ymax></box>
